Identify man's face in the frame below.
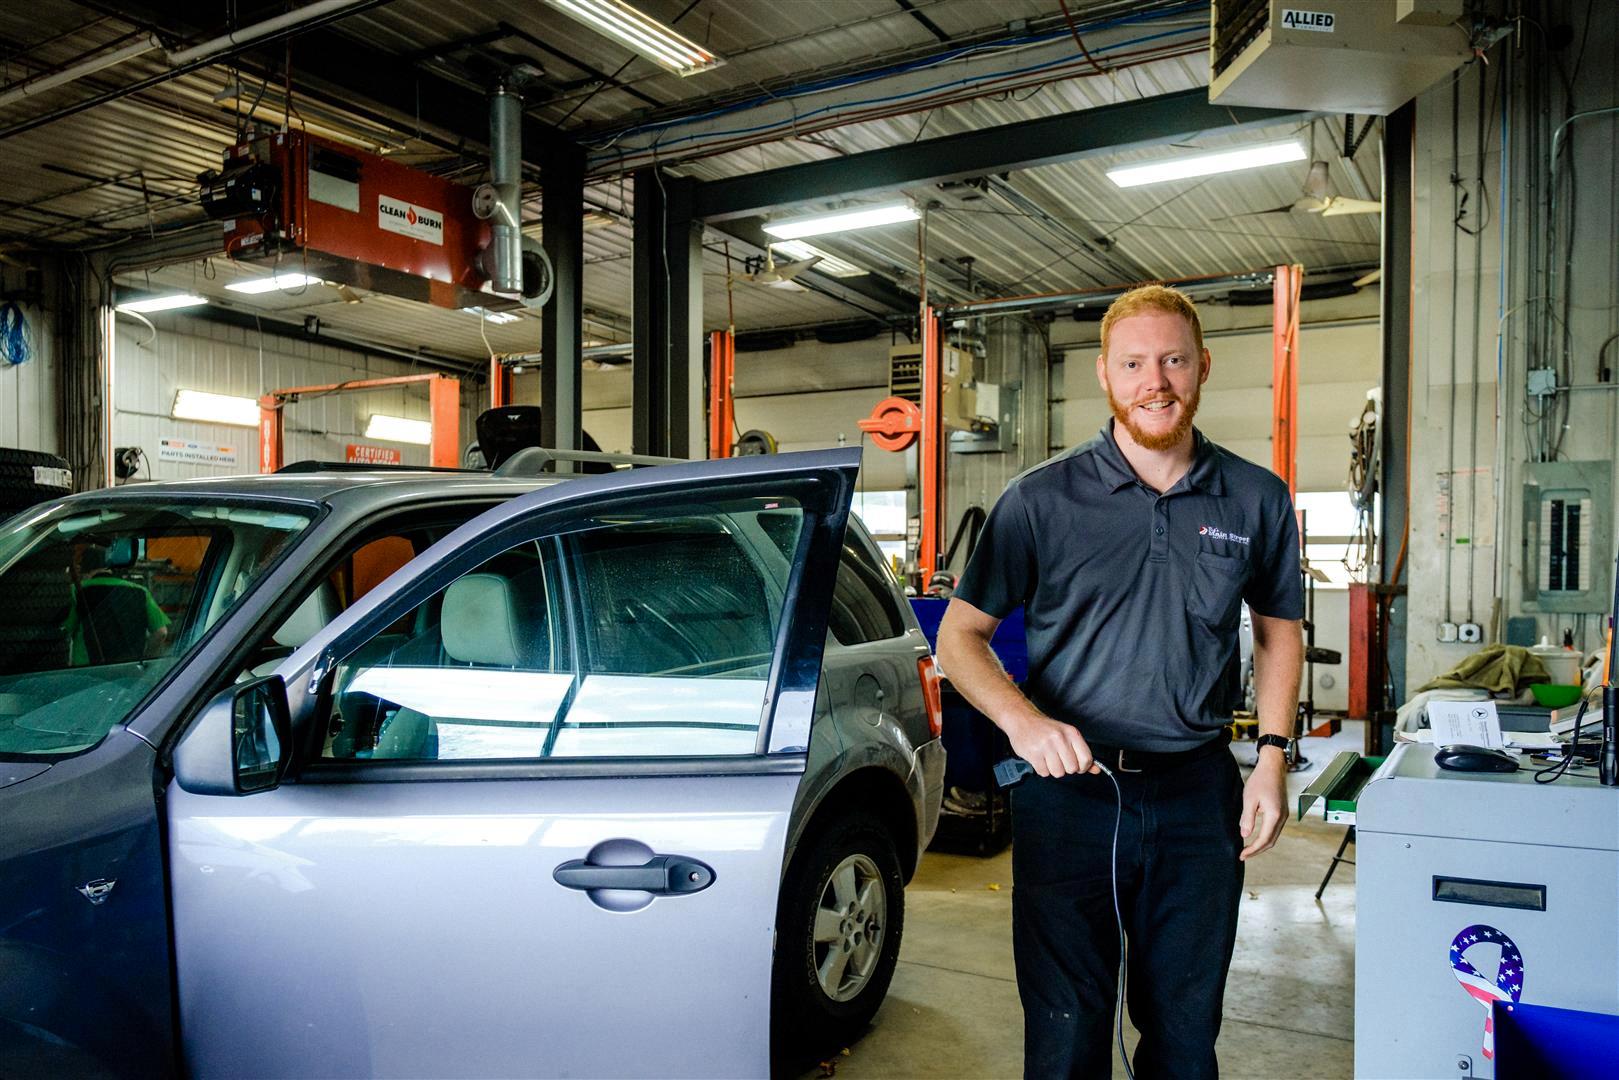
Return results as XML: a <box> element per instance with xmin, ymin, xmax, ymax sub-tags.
<box><xmin>1095</xmin><ymin>310</ymin><xmax>1211</xmax><ymax>452</ymax></box>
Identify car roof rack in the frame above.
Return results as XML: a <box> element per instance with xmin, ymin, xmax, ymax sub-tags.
<box><xmin>275</xmin><ymin>461</ymin><xmax>478</xmax><ymax>474</ymax></box>
<box><xmin>492</xmin><ymin>446</ymin><xmax>684</xmax><ymax>476</ymax></box>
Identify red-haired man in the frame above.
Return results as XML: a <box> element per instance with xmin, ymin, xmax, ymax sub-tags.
<box><xmin>938</xmin><ymin>284</ymin><xmax>1304</xmax><ymax>1079</ymax></box>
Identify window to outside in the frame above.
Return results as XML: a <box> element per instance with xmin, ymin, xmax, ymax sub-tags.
<box><xmin>853</xmin><ymin>490</ymin><xmax>907</xmax><ymax>570</ymax></box>
<box><xmin>1295</xmin><ymin>491</ymin><xmax>1373</xmax><ymax>590</ymax></box>
<box><xmin>0</xmin><ymin>501</ymin><xmax>315</xmax><ymax>757</ymax></box>
<box><xmin>324</xmin><ymin>495</ymin><xmax>804</xmax><ymax>762</ymax></box>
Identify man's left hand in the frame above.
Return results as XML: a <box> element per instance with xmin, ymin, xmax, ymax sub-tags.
<box><xmin>1239</xmin><ymin>754</ymin><xmax>1287</xmax><ymax>861</ymax></box>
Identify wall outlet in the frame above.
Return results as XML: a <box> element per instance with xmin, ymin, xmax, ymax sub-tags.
<box><xmin>1458</xmin><ymin>622</ymin><xmax>1483</xmax><ymax>643</ymax></box>
<box><xmin>1438</xmin><ymin>621</ymin><xmax>1459</xmax><ymax>642</ymax></box>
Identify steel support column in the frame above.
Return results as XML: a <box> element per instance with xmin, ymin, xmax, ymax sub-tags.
<box><xmin>541</xmin><ymin>142</ymin><xmax>586</xmax><ymax>464</ymax></box>
<box><xmin>633</xmin><ymin>168</ymin><xmax>703</xmax><ymax>458</ymax></box>
<box><xmin>1378</xmin><ymin>101</ymin><xmax>1416</xmax><ymax>723</ymax></box>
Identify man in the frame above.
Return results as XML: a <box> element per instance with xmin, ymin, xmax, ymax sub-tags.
<box><xmin>66</xmin><ymin>544</ymin><xmax>170</xmax><ymax>665</ymax></box>
<box><xmin>936</xmin><ymin>284</ymin><xmax>1304</xmax><ymax>1079</ymax></box>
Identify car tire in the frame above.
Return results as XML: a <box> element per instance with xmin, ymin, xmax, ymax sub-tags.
<box><xmin>0</xmin><ymin>447</ymin><xmax>73</xmax><ymax>520</ymax></box>
<box><xmin>772</xmin><ymin>811</ymin><xmax>905</xmax><ymax>1055</ymax></box>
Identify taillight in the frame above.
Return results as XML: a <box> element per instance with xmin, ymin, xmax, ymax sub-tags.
<box><xmin>917</xmin><ymin>655</ymin><xmax>943</xmax><ymax>739</ymax></box>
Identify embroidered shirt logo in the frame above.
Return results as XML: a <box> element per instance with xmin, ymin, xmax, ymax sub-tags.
<box><xmin>1199</xmin><ymin>525</ymin><xmax>1251</xmax><ymax>545</ymax></box>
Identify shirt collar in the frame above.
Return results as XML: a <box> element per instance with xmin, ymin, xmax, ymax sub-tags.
<box><xmin>1094</xmin><ymin>421</ymin><xmax>1225</xmax><ymax>496</ymax></box>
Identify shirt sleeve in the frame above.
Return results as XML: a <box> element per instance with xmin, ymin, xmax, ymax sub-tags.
<box><xmin>953</xmin><ymin>483</ymin><xmax>1037</xmax><ymax>619</ymax></box>
<box><xmin>1242</xmin><ymin>491</ymin><xmax>1305</xmax><ymax>620</ymax></box>
<box><xmin>145</xmin><ymin>592</ymin><xmax>171</xmax><ymax>632</ymax></box>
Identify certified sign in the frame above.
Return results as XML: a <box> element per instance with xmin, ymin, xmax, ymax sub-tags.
<box><xmin>158</xmin><ymin>438</ymin><xmax>238</xmax><ymax>466</ymax></box>
<box><xmin>346</xmin><ymin>443</ymin><xmax>403</xmax><ymax>465</ymax></box>
<box><xmin>378</xmin><ymin>195</ymin><xmax>444</xmax><ymax>245</ymax></box>
<box><xmin>1280</xmin><ymin>8</ymin><xmax>1335</xmax><ymax>31</ymax></box>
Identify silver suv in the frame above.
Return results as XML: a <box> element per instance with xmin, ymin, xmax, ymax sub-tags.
<box><xmin>0</xmin><ymin>448</ymin><xmax>943</xmax><ymax>1078</ymax></box>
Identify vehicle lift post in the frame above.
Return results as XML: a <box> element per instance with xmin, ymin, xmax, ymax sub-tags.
<box><xmin>708</xmin><ymin>329</ymin><xmax>735</xmax><ymax>459</ymax></box>
<box><xmin>258</xmin><ymin>372</ymin><xmax>461</xmax><ymax>472</ymax></box>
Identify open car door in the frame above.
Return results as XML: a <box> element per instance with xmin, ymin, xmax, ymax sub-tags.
<box><xmin>166</xmin><ymin>449</ymin><xmax>858</xmax><ymax>1079</ymax></box>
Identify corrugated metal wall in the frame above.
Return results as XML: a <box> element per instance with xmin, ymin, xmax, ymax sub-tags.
<box><xmin>111</xmin><ymin>314</ymin><xmax>482</xmax><ymax>481</ymax></box>
<box><xmin>0</xmin><ymin>303</ymin><xmax>59</xmax><ymax>454</ymax></box>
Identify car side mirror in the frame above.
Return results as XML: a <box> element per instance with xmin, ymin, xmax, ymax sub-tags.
<box><xmin>173</xmin><ymin>675</ymin><xmax>292</xmax><ymax>796</ymax></box>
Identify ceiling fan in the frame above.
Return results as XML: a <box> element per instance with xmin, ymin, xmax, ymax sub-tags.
<box><xmin>742</xmin><ymin>247</ymin><xmax>821</xmax><ymax>290</ymax></box>
<box><xmin>1242</xmin><ymin>159</ymin><xmax>1382</xmax><ymax>218</ymax></box>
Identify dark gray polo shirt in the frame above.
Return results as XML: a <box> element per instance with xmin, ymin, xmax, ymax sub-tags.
<box><xmin>954</xmin><ymin>421</ymin><xmax>1303</xmax><ymax>751</ymax></box>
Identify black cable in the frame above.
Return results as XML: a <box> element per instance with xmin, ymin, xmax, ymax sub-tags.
<box><xmin>1101</xmin><ymin>764</ymin><xmax>1134</xmax><ymax>1080</ymax></box>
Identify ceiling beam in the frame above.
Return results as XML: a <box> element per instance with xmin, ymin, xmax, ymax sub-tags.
<box><xmin>695</xmin><ymin>89</ymin><xmax>1307</xmax><ymax>222</ymax></box>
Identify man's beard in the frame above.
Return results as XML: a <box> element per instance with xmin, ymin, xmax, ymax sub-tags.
<box><xmin>1106</xmin><ymin>379</ymin><xmax>1200</xmax><ymax>452</ymax></box>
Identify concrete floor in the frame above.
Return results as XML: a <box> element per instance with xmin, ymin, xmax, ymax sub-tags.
<box><xmin>798</xmin><ymin>724</ymin><xmax>1363</xmax><ymax>1080</ymax></box>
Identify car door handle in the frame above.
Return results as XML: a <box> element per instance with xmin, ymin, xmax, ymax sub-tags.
<box><xmin>552</xmin><ymin>854</ymin><xmax>716</xmax><ymax>895</ymax></box>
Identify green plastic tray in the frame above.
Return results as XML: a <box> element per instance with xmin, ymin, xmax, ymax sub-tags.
<box><xmin>1296</xmin><ymin>751</ymin><xmax>1386</xmax><ymax>825</ymax></box>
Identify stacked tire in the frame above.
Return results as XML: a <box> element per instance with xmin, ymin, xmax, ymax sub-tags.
<box><xmin>0</xmin><ymin>448</ymin><xmax>75</xmax><ymax>675</ymax></box>
<box><xmin>0</xmin><ymin>447</ymin><xmax>73</xmax><ymax>521</ymax></box>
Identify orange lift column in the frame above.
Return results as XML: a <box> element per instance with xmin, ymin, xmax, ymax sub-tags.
<box><xmin>919</xmin><ymin>306</ymin><xmax>942</xmax><ymax>579</ymax></box>
<box><xmin>258</xmin><ymin>373</ymin><xmax>461</xmax><ymax>472</ymax></box>
<box><xmin>708</xmin><ymin>329</ymin><xmax>735</xmax><ymax>459</ymax></box>
<box><xmin>489</xmin><ymin>357</ymin><xmax>513</xmax><ymax>410</ymax></box>
<box><xmin>1271</xmin><ymin>264</ymin><xmax>1303</xmax><ymax>497</ymax></box>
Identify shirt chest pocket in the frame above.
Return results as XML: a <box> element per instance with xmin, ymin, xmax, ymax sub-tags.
<box><xmin>1188</xmin><ymin>549</ymin><xmax>1248</xmax><ymax>628</ymax></box>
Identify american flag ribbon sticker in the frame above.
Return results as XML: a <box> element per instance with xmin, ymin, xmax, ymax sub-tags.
<box><xmin>1449</xmin><ymin>924</ymin><xmax>1523</xmax><ymax>1060</ymax></box>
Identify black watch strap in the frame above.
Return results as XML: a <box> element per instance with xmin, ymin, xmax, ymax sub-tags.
<box><xmin>1256</xmin><ymin>734</ymin><xmax>1290</xmax><ymax>754</ymax></box>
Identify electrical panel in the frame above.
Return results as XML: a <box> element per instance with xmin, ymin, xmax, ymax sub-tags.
<box><xmin>1520</xmin><ymin>460</ymin><xmax>1613</xmax><ymax>613</ymax></box>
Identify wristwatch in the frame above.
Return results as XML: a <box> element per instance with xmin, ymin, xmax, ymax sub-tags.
<box><xmin>1256</xmin><ymin>734</ymin><xmax>1290</xmax><ymax>757</ymax></box>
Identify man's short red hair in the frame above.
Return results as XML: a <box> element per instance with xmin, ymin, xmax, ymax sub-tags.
<box><xmin>1100</xmin><ymin>284</ymin><xmax>1205</xmax><ymax>358</ymax></box>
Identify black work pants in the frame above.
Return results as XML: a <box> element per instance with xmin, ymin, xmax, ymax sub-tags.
<box><xmin>1010</xmin><ymin>749</ymin><xmax>1245</xmax><ymax>1079</ymax></box>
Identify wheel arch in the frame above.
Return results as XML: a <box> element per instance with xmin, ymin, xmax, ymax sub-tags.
<box><xmin>787</xmin><ymin>765</ymin><xmax>920</xmax><ymax>884</ymax></box>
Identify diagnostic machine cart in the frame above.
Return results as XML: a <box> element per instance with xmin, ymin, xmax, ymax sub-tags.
<box><xmin>1352</xmin><ymin>743</ymin><xmax>1617</xmax><ymax>1078</ymax></box>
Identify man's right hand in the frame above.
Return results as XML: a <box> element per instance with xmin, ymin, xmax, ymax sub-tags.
<box><xmin>1006</xmin><ymin>713</ymin><xmax>1100</xmax><ymax>777</ymax></box>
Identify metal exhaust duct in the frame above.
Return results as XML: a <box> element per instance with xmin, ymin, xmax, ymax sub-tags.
<box><xmin>487</xmin><ymin>85</ymin><xmax>524</xmax><ymax>295</ymax></box>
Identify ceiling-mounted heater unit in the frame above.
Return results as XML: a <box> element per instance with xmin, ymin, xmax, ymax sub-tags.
<box><xmin>200</xmin><ymin>126</ymin><xmax>550</xmax><ymax>313</ymax></box>
<box><xmin>1209</xmin><ymin>0</ymin><xmax>1471</xmax><ymax>115</ymax></box>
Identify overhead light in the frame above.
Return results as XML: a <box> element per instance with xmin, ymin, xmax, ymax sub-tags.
<box><xmin>224</xmin><ymin>273</ymin><xmax>321</xmax><ymax>294</ymax></box>
<box><xmin>117</xmin><ymin>293</ymin><xmax>208</xmax><ymax>314</ymax></box>
<box><xmin>467</xmin><ymin>306</ymin><xmax>522</xmax><ymax>324</ymax></box>
<box><xmin>172</xmin><ymin>389</ymin><xmax>258</xmax><ymax>427</ymax></box>
<box><xmin>365</xmin><ymin>414</ymin><xmax>432</xmax><ymax>445</ymax></box>
<box><xmin>1106</xmin><ymin>140</ymin><xmax>1307</xmax><ymax>189</ymax></box>
<box><xmin>771</xmin><ymin>240</ymin><xmax>868</xmax><ymax>278</ymax></box>
<box><xmin>545</xmin><ymin>0</ymin><xmax>722</xmax><ymax>77</ymax></box>
<box><xmin>764</xmin><ymin>202</ymin><xmax>919</xmax><ymax>241</ymax></box>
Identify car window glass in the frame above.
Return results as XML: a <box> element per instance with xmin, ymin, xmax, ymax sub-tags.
<box><xmin>0</xmin><ymin>502</ymin><xmax>314</xmax><ymax>757</ymax></box>
<box><xmin>323</xmin><ymin>494</ymin><xmax>804</xmax><ymax>762</ymax></box>
<box><xmin>828</xmin><ymin>536</ymin><xmax>907</xmax><ymax>645</ymax></box>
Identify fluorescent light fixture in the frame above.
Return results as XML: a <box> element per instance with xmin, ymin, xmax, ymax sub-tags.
<box><xmin>365</xmin><ymin>414</ymin><xmax>432</xmax><ymax>445</ymax></box>
<box><xmin>1106</xmin><ymin>140</ymin><xmax>1307</xmax><ymax>189</ymax></box>
<box><xmin>771</xmin><ymin>240</ymin><xmax>868</xmax><ymax>278</ymax></box>
<box><xmin>764</xmin><ymin>202</ymin><xmax>919</xmax><ymax>241</ymax></box>
<box><xmin>224</xmin><ymin>273</ymin><xmax>321</xmax><ymax>294</ymax></box>
<box><xmin>545</xmin><ymin>0</ymin><xmax>722</xmax><ymax>76</ymax></box>
<box><xmin>467</xmin><ymin>306</ymin><xmax>521</xmax><ymax>324</ymax></box>
<box><xmin>172</xmin><ymin>389</ymin><xmax>259</xmax><ymax>427</ymax></box>
<box><xmin>117</xmin><ymin>293</ymin><xmax>208</xmax><ymax>314</ymax></box>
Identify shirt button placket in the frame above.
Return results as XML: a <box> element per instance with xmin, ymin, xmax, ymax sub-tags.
<box><xmin>1152</xmin><ymin>497</ymin><xmax>1169</xmax><ymax>558</ymax></box>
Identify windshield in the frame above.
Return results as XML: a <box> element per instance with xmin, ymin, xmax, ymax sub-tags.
<box><xmin>0</xmin><ymin>500</ymin><xmax>315</xmax><ymax>758</ymax></box>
